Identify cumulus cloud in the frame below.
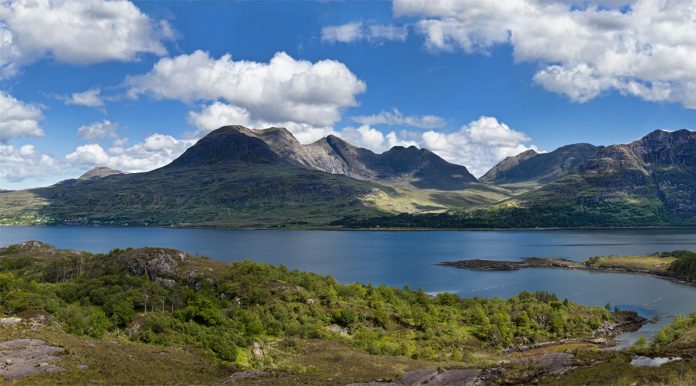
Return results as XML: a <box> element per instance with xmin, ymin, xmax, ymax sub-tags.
<box><xmin>66</xmin><ymin>134</ymin><xmax>195</xmax><ymax>172</ymax></box>
<box><xmin>420</xmin><ymin>116</ymin><xmax>535</xmax><ymax>176</ymax></box>
<box><xmin>128</xmin><ymin>51</ymin><xmax>366</xmax><ymax>128</ymax></box>
<box><xmin>321</xmin><ymin>21</ymin><xmax>408</xmax><ymax>43</ymax></box>
<box><xmin>0</xmin><ymin>143</ymin><xmax>58</xmax><ymax>183</ymax></box>
<box><xmin>0</xmin><ymin>0</ymin><xmax>173</xmax><ymax>78</ymax></box>
<box><xmin>188</xmin><ymin>101</ymin><xmax>532</xmax><ymax>175</ymax></box>
<box><xmin>353</xmin><ymin>108</ymin><xmax>446</xmax><ymax>129</ymax></box>
<box><xmin>76</xmin><ymin>120</ymin><xmax>119</xmax><ymax>142</ymax></box>
<box><xmin>64</xmin><ymin>89</ymin><xmax>104</xmax><ymax>108</ymax></box>
<box><xmin>394</xmin><ymin>0</ymin><xmax>696</xmax><ymax>108</ymax></box>
<box><xmin>340</xmin><ymin>125</ymin><xmax>418</xmax><ymax>152</ymax></box>
<box><xmin>0</xmin><ymin>92</ymin><xmax>44</xmax><ymax>142</ymax></box>
<box><xmin>186</xmin><ymin>101</ymin><xmax>336</xmax><ymax>144</ymax></box>
<box><xmin>334</xmin><ymin>116</ymin><xmax>536</xmax><ymax>176</ymax></box>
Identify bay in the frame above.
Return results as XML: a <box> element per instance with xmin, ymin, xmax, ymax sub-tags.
<box><xmin>3</xmin><ymin>226</ymin><xmax>696</xmax><ymax>347</ymax></box>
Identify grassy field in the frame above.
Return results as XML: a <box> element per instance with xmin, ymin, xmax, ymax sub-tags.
<box><xmin>0</xmin><ymin>319</ymin><xmax>467</xmax><ymax>385</ymax></box>
<box><xmin>585</xmin><ymin>254</ymin><xmax>677</xmax><ymax>273</ymax></box>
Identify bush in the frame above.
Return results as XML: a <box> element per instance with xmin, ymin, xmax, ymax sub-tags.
<box><xmin>60</xmin><ymin>304</ymin><xmax>111</xmax><ymax>338</ymax></box>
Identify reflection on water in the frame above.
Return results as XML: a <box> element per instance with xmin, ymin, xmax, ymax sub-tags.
<box><xmin>2</xmin><ymin>227</ymin><xmax>696</xmax><ymax>342</ymax></box>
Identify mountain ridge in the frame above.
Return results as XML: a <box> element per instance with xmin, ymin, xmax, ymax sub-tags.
<box><xmin>481</xmin><ymin>143</ymin><xmax>599</xmax><ymax>185</ymax></box>
<box><xmin>4</xmin><ymin>126</ymin><xmax>696</xmax><ymax>228</ymax></box>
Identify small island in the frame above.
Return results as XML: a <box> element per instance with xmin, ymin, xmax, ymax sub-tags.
<box><xmin>438</xmin><ymin>250</ymin><xmax>696</xmax><ymax>286</ymax></box>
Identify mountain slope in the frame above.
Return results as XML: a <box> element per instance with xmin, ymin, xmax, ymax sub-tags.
<box><xmin>337</xmin><ymin>130</ymin><xmax>696</xmax><ymax>229</ymax></box>
<box><xmin>187</xmin><ymin>126</ymin><xmax>480</xmax><ymax>191</ymax></box>
<box><xmin>0</xmin><ymin>126</ymin><xmax>394</xmax><ymax>227</ymax></box>
<box><xmin>496</xmin><ymin>130</ymin><xmax>696</xmax><ymax>226</ymax></box>
<box><xmin>480</xmin><ymin>144</ymin><xmax>599</xmax><ymax>185</ymax></box>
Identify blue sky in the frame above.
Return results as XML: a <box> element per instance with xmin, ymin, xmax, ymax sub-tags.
<box><xmin>2</xmin><ymin>0</ymin><xmax>696</xmax><ymax>189</ymax></box>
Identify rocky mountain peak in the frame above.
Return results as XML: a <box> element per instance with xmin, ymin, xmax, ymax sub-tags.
<box><xmin>167</xmin><ymin>125</ymin><xmax>282</xmax><ymax>167</ymax></box>
<box><xmin>78</xmin><ymin>167</ymin><xmax>123</xmax><ymax>180</ymax></box>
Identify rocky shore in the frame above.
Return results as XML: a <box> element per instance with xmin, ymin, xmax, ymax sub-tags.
<box><xmin>437</xmin><ymin>257</ymin><xmax>582</xmax><ymax>271</ymax></box>
<box><xmin>438</xmin><ymin>255</ymin><xmax>696</xmax><ymax>288</ymax></box>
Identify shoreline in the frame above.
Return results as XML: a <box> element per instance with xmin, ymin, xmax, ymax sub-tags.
<box><xmin>4</xmin><ymin>224</ymin><xmax>696</xmax><ymax>232</ymax></box>
<box><xmin>438</xmin><ymin>257</ymin><xmax>696</xmax><ymax>288</ymax></box>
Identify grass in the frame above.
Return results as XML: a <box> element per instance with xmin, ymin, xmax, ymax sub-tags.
<box><xmin>585</xmin><ymin>255</ymin><xmax>677</xmax><ymax>273</ymax></box>
<box><xmin>539</xmin><ymin>347</ymin><xmax>696</xmax><ymax>386</ymax></box>
<box><xmin>238</xmin><ymin>339</ymin><xmax>470</xmax><ymax>385</ymax></box>
<box><xmin>0</xmin><ymin>319</ymin><xmax>233</xmax><ymax>385</ymax></box>
<box><xmin>361</xmin><ymin>183</ymin><xmax>514</xmax><ymax>214</ymax></box>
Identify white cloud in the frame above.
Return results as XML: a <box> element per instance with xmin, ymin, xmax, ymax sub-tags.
<box><xmin>187</xmin><ymin>102</ymin><xmax>532</xmax><ymax>175</ymax></box>
<box><xmin>420</xmin><ymin>116</ymin><xmax>535</xmax><ymax>176</ymax></box>
<box><xmin>321</xmin><ymin>22</ymin><xmax>364</xmax><ymax>43</ymax></box>
<box><xmin>65</xmin><ymin>89</ymin><xmax>104</xmax><ymax>108</ymax></box>
<box><xmin>0</xmin><ymin>0</ymin><xmax>173</xmax><ymax>78</ymax></box>
<box><xmin>0</xmin><ymin>143</ymin><xmax>58</xmax><ymax>183</ymax></box>
<box><xmin>331</xmin><ymin>116</ymin><xmax>535</xmax><ymax>176</ymax></box>
<box><xmin>321</xmin><ymin>21</ymin><xmax>408</xmax><ymax>43</ymax></box>
<box><xmin>368</xmin><ymin>24</ymin><xmax>409</xmax><ymax>41</ymax></box>
<box><xmin>128</xmin><ymin>51</ymin><xmax>366</xmax><ymax>128</ymax></box>
<box><xmin>77</xmin><ymin>120</ymin><xmax>119</xmax><ymax>142</ymax></box>
<box><xmin>65</xmin><ymin>144</ymin><xmax>110</xmax><ymax>165</ymax></box>
<box><xmin>186</xmin><ymin>101</ymin><xmax>337</xmax><ymax>144</ymax></box>
<box><xmin>394</xmin><ymin>0</ymin><xmax>696</xmax><ymax>108</ymax></box>
<box><xmin>353</xmin><ymin>108</ymin><xmax>446</xmax><ymax>129</ymax></box>
<box><xmin>339</xmin><ymin>125</ymin><xmax>418</xmax><ymax>152</ymax></box>
<box><xmin>338</xmin><ymin>116</ymin><xmax>537</xmax><ymax>176</ymax></box>
<box><xmin>66</xmin><ymin>134</ymin><xmax>195</xmax><ymax>172</ymax></box>
<box><xmin>0</xmin><ymin>92</ymin><xmax>43</xmax><ymax>142</ymax></box>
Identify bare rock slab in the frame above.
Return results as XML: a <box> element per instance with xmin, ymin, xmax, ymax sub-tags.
<box><xmin>0</xmin><ymin>339</ymin><xmax>63</xmax><ymax>380</ymax></box>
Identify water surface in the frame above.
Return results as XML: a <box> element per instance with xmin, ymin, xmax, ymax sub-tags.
<box><xmin>2</xmin><ymin>226</ymin><xmax>696</xmax><ymax>346</ymax></box>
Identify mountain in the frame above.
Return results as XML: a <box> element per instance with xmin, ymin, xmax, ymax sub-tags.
<box><xmin>78</xmin><ymin>167</ymin><xmax>123</xmax><ymax>180</ymax></box>
<box><xmin>232</xmin><ymin>127</ymin><xmax>479</xmax><ymax>189</ymax></box>
<box><xmin>480</xmin><ymin>144</ymin><xmax>599</xmax><ymax>185</ymax></box>
<box><xmin>336</xmin><ymin>129</ymin><xmax>696</xmax><ymax>229</ymax></box>
<box><xmin>304</xmin><ymin>135</ymin><xmax>478</xmax><ymax>189</ymax></box>
<box><xmin>0</xmin><ymin>126</ymin><xmax>394</xmax><ymax>227</ymax></box>
<box><xmin>179</xmin><ymin>126</ymin><xmax>479</xmax><ymax>190</ymax></box>
<box><xmin>16</xmin><ymin>125</ymin><xmax>696</xmax><ymax>229</ymax></box>
<box><xmin>494</xmin><ymin>130</ymin><xmax>696</xmax><ymax>226</ymax></box>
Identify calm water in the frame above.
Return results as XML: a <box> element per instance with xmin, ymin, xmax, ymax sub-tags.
<box><xmin>2</xmin><ymin>226</ymin><xmax>696</xmax><ymax>346</ymax></box>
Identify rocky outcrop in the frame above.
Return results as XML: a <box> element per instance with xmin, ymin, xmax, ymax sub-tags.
<box><xmin>115</xmin><ymin>248</ymin><xmax>189</xmax><ymax>278</ymax></box>
<box><xmin>347</xmin><ymin>368</ymin><xmax>486</xmax><ymax>386</ymax></box>
<box><xmin>1</xmin><ymin>241</ymin><xmax>57</xmax><ymax>253</ymax></box>
<box><xmin>0</xmin><ymin>339</ymin><xmax>63</xmax><ymax>380</ymax></box>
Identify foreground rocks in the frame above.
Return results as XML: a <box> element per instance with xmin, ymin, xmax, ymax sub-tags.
<box><xmin>0</xmin><ymin>339</ymin><xmax>63</xmax><ymax>380</ymax></box>
<box><xmin>347</xmin><ymin>368</ymin><xmax>486</xmax><ymax>386</ymax></box>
